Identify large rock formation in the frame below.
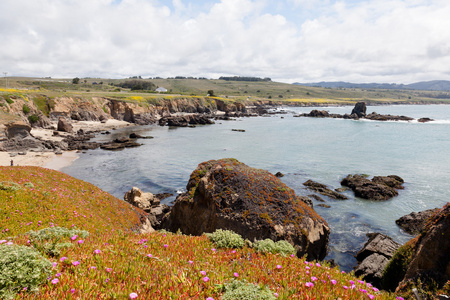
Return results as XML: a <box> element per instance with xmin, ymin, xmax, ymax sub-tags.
<box><xmin>396</xmin><ymin>208</ymin><xmax>440</xmax><ymax>235</ymax></box>
<box><xmin>57</xmin><ymin>117</ymin><xmax>73</xmax><ymax>133</ymax></box>
<box><xmin>383</xmin><ymin>203</ymin><xmax>450</xmax><ymax>295</ymax></box>
<box><xmin>303</xmin><ymin>179</ymin><xmax>348</xmax><ymax>200</ymax></box>
<box><xmin>341</xmin><ymin>174</ymin><xmax>404</xmax><ymax>200</ymax></box>
<box><xmin>354</xmin><ymin>233</ymin><xmax>401</xmax><ymax>287</ymax></box>
<box><xmin>161</xmin><ymin>158</ymin><xmax>330</xmax><ymax>260</ymax></box>
<box><xmin>5</xmin><ymin>121</ymin><xmax>31</xmax><ymax>138</ymax></box>
<box><xmin>351</xmin><ymin>102</ymin><xmax>367</xmax><ymax>118</ymax></box>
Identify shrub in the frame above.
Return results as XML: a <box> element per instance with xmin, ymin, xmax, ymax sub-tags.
<box><xmin>4</xmin><ymin>95</ymin><xmax>14</xmax><ymax>104</ymax></box>
<box><xmin>253</xmin><ymin>239</ymin><xmax>296</xmax><ymax>256</ymax></box>
<box><xmin>0</xmin><ymin>244</ymin><xmax>52</xmax><ymax>299</ymax></box>
<box><xmin>22</xmin><ymin>104</ymin><xmax>30</xmax><ymax>114</ymax></box>
<box><xmin>205</xmin><ymin>229</ymin><xmax>245</xmax><ymax>249</ymax></box>
<box><xmin>27</xmin><ymin>226</ymin><xmax>89</xmax><ymax>242</ymax></box>
<box><xmin>382</xmin><ymin>240</ymin><xmax>415</xmax><ymax>291</ymax></box>
<box><xmin>222</xmin><ymin>279</ymin><xmax>276</xmax><ymax>300</ymax></box>
<box><xmin>28</xmin><ymin>114</ymin><xmax>39</xmax><ymax>124</ymax></box>
<box><xmin>0</xmin><ymin>181</ymin><xmax>21</xmax><ymax>192</ymax></box>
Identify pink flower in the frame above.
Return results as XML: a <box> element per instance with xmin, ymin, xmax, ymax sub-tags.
<box><xmin>71</xmin><ymin>235</ymin><xmax>78</xmax><ymax>241</ymax></box>
<box><xmin>211</xmin><ymin>248</ymin><xmax>216</xmax><ymax>251</ymax></box>
<box><xmin>129</xmin><ymin>292</ymin><xmax>138</xmax><ymax>299</ymax></box>
<box><xmin>200</xmin><ymin>271</ymin><xmax>207</xmax><ymax>276</ymax></box>
<box><xmin>372</xmin><ymin>287</ymin><xmax>379</xmax><ymax>292</ymax></box>
<box><xmin>274</xmin><ymin>292</ymin><xmax>278</xmax><ymax>298</ymax></box>
<box><xmin>78</xmin><ymin>240</ymin><xmax>84</xmax><ymax>244</ymax></box>
<box><xmin>206</xmin><ymin>298</ymin><xmax>214</xmax><ymax>300</ymax></box>
<box><xmin>305</xmin><ymin>282</ymin><xmax>314</xmax><ymax>288</ymax></box>
<box><xmin>203</xmin><ymin>276</ymin><xmax>210</xmax><ymax>282</ymax></box>
<box><xmin>60</xmin><ymin>257</ymin><xmax>67</xmax><ymax>262</ymax></box>
<box><xmin>349</xmin><ymin>280</ymin><xmax>355</xmax><ymax>285</ymax></box>
<box><xmin>396</xmin><ymin>297</ymin><xmax>404</xmax><ymax>300</ymax></box>
<box><xmin>233</xmin><ymin>272</ymin><xmax>239</xmax><ymax>277</ymax></box>
<box><xmin>311</xmin><ymin>276</ymin><xmax>318</xmax><ymax>281</ymax></box>
<box><xmin>164</xmin><ymin>244</ymin><xmax>168</xmax><ymax>248</ymax></box>
<box><xmin>52</xmin><ymin>262</ymin><xmax>58</xmax><ymax>268</ymax></box>
<box><xmin>70</xmin><ymin>289</ymin><xmax>76</xmax><ymax>294</ymax></box>
<box><xmin>106</xmin><ymin>268</ymin><xmax>112</xmax><ymax>272</ymax></box>
<box><xmin>368</xmin><ymin>294</ymin><xmax>375</xmax><ymax>299</ymax></box>
<box><xmin>231</xmin><ymin>250</ymin><xmax>236</xmax><ymax>254</ymax></box>
<box><xmin>331</xmin><ymin>279</ymin><xmax>337</xmax><ymax>285</ymax></box>
<box><xmin>188</xmin><ymin>260</ymin><xmax>193</xmax><ymax>264</ymax></box>
<box><xmin>343</xmin><ymin>286</ymin><xmax>348</xmax><ymax>290</ymax></box>
<box><xmin>72</xmin><ymin>261</ymin><xmax>80</xmax><ymax>266</ymax></box>
<box><xmin>290</xmin><ymin>254</ymin><xmax>295</xmax><ymax>258</ymax></box>
<box><xmin>90</xmin><ymin>266</ymin><xmax>97</xmax><ymax>270</ymax></box>
<box><xmin>51</xmin><ymin>278</ymin><xmax>59</xmax><ymax>284</ymax></box>
<box><xmin>55</xmin><ymin>273</ymin><xmax>61</xmax><ymax>277</ymax></box>
<box><xmin>147</xmin><ymin>254</ymin><xmax>153</xmax><ymax>258</ymax></box>
<box><xmin>276</xmin><ymin>265</ymin><xmax>282</xmax><ymax>269</ymax></box>
<box><xmin>316</xmin><ymin>263</ymin><xmax>321</xmax><ymax>267</ymax></box>
<box><xmin>94</xmin><ymin>249</ymin><xmax>101</xmax><ymax>254</ymax></box>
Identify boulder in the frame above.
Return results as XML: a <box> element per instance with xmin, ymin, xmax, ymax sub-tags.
<box><xmin>161</xmin><ymin>158</ymin><xmax>330</xmax><ymax>260</ymax></box>
<box><xmin>351</xmin><ymin>102</ymin><xmax>367</xmax><ymax>118</ymax></box>
<box><xmin>57</xmin><ymin>117</ymin><xmax>73</xmax><ymax>132</ymax></box>
<box><xmin>395</xmin><ymin>208</ymin><xmax>440</xmax><ymax>235</ymax></box>
<box><xmin>303</xmin><ymin>179</ymin><xmax>348</xmax><ymax>200</ymax></box>
<box><xmin>418</xmin><ymin>117</ymin><xmax>434</xmax><ymax>123</ymax></box>
<box><xmin>124</xmin><ymin>187</ymin><xmax>170</xmax><ymax>228</ymax></box>
<box><xmin>341</xmin><ymin>174</ymin><xmax>404</xmax><ymax>201</ymax></box>
<box><xmin>5</xmin><ymin>121</ymin><xmax>31</xmax><ymax>139</ymax></box>
<box><xmin>354</xmin><ymin>233</ymin><xmax>401</xmax><ymax>287</ymax></box>
<box><xmin>383</xmin><ymin>203</ymin><xmax>450</xmax><ymax>294</ymax></box>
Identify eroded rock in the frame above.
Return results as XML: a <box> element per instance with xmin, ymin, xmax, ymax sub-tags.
<box><xmin>341</xmin><ymin>174</ymin><xmax>404</xmax><ymax>200</ymax></box>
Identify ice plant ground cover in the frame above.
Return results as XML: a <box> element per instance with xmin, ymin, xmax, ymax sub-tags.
<box><xmin>0</xmin><ymin>166</ymin><xmax>405</xmax><ymax>299</ymax></box>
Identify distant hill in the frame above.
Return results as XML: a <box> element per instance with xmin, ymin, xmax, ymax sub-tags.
<box><xmin>294</xmin><ymin>80</ymin><xmax>450</xmax><ymax>91</ymax></box>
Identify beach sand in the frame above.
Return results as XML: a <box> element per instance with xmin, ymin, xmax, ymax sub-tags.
<box><xmin>0</xmin><ymin>119</ymin><xmax>133</xmax><ymax>170</ymax></box>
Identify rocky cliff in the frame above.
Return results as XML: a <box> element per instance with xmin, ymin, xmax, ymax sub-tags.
<box><xmin>161</xmin><ymin>158</ymin><xmax>330</xmax><ymax>260</ymax></box>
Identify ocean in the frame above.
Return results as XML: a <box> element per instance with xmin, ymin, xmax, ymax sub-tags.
<box><xmin>62</xmin><ymin>104</ymin><xmax>450</xmax><ymax>271</ymax></box>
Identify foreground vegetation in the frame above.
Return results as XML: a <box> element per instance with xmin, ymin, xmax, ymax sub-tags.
<box><xmin>0</xmin><ymin>166</ymin><xmax>406</xmax><ymax>299</ymax></box>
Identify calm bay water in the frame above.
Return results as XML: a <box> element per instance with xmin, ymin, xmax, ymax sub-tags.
<box><xmin>62</xmin><ymin>105</ymin><xmax>450</xmax><ymax>271</ymax></box>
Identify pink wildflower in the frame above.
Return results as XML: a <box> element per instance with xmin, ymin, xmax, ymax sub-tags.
<box><xmin>311</xmin><ymin>276</ymin><xmax>318</xmax><ymax>281</ymax></box>
<box><xmin>368</xmin><ymin>294</ymin><xmax>375</xmax><ymax>299</ymax></box>
<box><xmin>72</xmin><ymin>261</ymin><xmax>80</xmax><ymax>266</ymax></box>
<box><xmin>71</xmin><ymin>235</ymin><xmax>78</xmax><ymax>241</ymax></box>
<box><xmin>106</xmin><ymin>268</ymin><xmax>112</xmax><ymax>272</ymax></box>
<box><xmin>129</xmin><ymin>292</ymin><xmax>138</xmax><ymax>299</ymax></box>
<box><xmin>51</xmin><ymin>278</ymin><xmax>59</xmax><ymax>284</ymax></box>
<box><xmin>276</xmin><ymin>265</ymin><xmax>282</xmax><ymax>269</ymax></box>
<box><xmin>203</xmin><ymin>277</ymin><xmax>210</xmax><ymax>282</ymax></box>
<box><xmin>77</xmin><ymin>240</ymin><xmax>84</xmax><ymax>244</ymax></box>
<box><xmin>200</xmin><ymin>271</ymin><xmax>207</xmax><ymax>276</ymax></box>
<box><xmin>233</xmin><ymin>272</ymin><xmax>239</xmax><ymax>277</ymax></box>
<box><xmin>305</xmin><ymin>282</ymin><xmax>314</xmax><ymax>288</ymax></box>
<box><xmin>94</xmin><ymin>249</ymin><xmax>101</xmax><ymax>254</ymax></box>
<box><xmin>331</xmin><ymin>279</ymin><xmax>337</xmax><ymax>285</ymax></box>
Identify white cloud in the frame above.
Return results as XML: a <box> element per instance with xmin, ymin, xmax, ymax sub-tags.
<box><xmin>1</xmin><ymin>0</ymin><xmax>450</xmax><ymax>83</ymax></box>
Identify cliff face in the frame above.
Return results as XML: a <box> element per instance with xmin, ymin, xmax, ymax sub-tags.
<box><xmin>1</xmin><ymin>95</ymin><xmax>252</xmax><ymax>127</ymax></box>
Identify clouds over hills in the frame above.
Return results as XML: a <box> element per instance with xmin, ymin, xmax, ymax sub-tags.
<box><xmin>1</xmin><ymin>0</ymin><xmax>450</xmax><ymax>83</ymax></box>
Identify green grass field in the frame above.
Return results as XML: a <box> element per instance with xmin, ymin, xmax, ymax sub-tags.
<box><xmin>2</xmin><ymin>76</ymin><xmax>450</xmax><ymax>106</ymax></box>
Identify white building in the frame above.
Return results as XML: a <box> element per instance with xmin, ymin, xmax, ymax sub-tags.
<box><xmin>155</xmin><ymin>87</ymin><xmax>168</xmax><ymax>93</ymax></box>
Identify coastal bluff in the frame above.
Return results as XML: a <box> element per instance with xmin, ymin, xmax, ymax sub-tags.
<box><xmin>161</xmin><ymin>158</ymin><xmax>330</xmax><ymax>260</ymax></box>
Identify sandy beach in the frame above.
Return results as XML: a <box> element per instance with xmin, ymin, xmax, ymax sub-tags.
<box><xmin>0</xmin><ymin>119</ymin><xmax>133</xmax><ymax>170</ymax></box>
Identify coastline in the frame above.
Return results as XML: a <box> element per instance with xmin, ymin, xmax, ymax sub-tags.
<box><xmin>0</xmin><ymin>119</ymin><xmax>133</xmax><ymax>171</ymax></box>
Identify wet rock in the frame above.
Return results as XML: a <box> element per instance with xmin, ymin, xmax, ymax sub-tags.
<box><xmin>351</xmin><ymin>102</ymin><xmax>367</xmax><ymax>118</ymax></box>
<box><xmin>396</xmin><ymin>208</ymin><xmax>441</xmax><ymax>235</ymax></box>
<box><xmin>418</xmin><ymin>117</ymin><xmax>434</xmax><ymax>123</ymax></box>
<box><xmin>303</xmin><ymin>179</ymin><xmax>348</xmax><ymax>200</ymax></box>
<box><xmin>161</xmin><ymin>158</ymin><xmax>330</xmax><ymax>260</ymax></box>
<box><xmin>341</xmin><ymin>174</ymin><xmax>404</xmax><ymax>201</ymax></box>
<box><xmin>275</xmin><ymin>172</ymin><xmax>284</xmax><ymax>178</ymax></box>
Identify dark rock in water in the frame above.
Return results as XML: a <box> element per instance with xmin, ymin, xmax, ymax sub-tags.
<box><xmin>365</xmin><ymin>113</ymin><xmax>414</xmax><ymax>122</ymax></box>
<box><xmin>275</xmin><ymin>172</ymin><xmax>284</xmax><ymax>178</ymax></box>
<box><xmin>351</xmin><ymin>102</ymin><xmax>367</xmax><ymax>118</ymax></box>
<box><xmin>308</xmin><ymin>194</ymin><xmax>325</xmax><ymax>202</ymax></box>
<box><xmin>159</xmin><ymin>114</ymin><xmax>215</xmax><ymax>127</ymax></box>
<box><xmin>383</xmin><ymin>203</ymin><xmax>450</xmax><ymax>293</ymax></box>
<box><xmin>129</xmin><ymin>133</ymin><xmax>154</xmax><ymax>139</ymax></box>
<box><xmin>308</xmin><ymin>110</ymin><xmax>329</xmax><ymax>117</ymax></box>
<box><xmin>341</xmin><ymin>174</ymin><xmax>404</xmax><ymax>201</ymax></box>
<box><xmin>418</xmin><ymin>117</ymin><xmax>434</xmax><ymax>123</ymax></box>
<box><xmin>232</xmin><ymin>129</ymin><xmax>246</xmax><ymax>132</ymax></box>
<box><xmin>354</xmin><ymin>233</ymin><xmax>401</xmax><ymax>288</ymax></box>
<box><xmin>396</xmin><ymin>208</ymin><xmax>440</xmax><ymax>235</ymax></box>
<box><xmin>57</xmin><ymin>117</ymin><xmax>73</xmax><ymax>133</ymax></box>
<box><xmin>100</xmin><ymin>140</ymin><xmax>141</xmax><ymax>150</ymax></box>
<box><xmin>161</xmin><ymin>158</ymin><xmax>330</xmax><ymax>260</ymax></box>
<box><xmin>154</xmin><ymin>193</ymin><xmax>173</xmax><ymax>201</ymax></box>
<box><xmin>303</xmin><ymin>179</ymin><xmax>348</xmax><ymax>200</ymax></box>
<box><xmin>317</xmin><ymin>204</ymin><xmax>331</xmax><ymax>208</ymax></box>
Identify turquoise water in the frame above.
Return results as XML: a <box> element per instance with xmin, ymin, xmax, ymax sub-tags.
<box><xmin>62</xmin><ymin>105</ymin><xmax>450</xmax><ymax>271</ymax></box>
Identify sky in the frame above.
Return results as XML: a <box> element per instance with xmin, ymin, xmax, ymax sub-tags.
<box><xmin>1</xmin><ymin>0</ymin><xmax>450</xmax><ymax>83</ymax></box>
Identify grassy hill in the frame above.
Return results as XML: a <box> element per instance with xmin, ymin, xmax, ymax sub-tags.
<box><xmin>3</xmin><ymin>76</ymin><xmax>450</xmax><ymax>106</ymax></box>
<box><xmin>0</xmin><ymin>166</ymin><xmax>403</xmax><ymax>299</ymax></box>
